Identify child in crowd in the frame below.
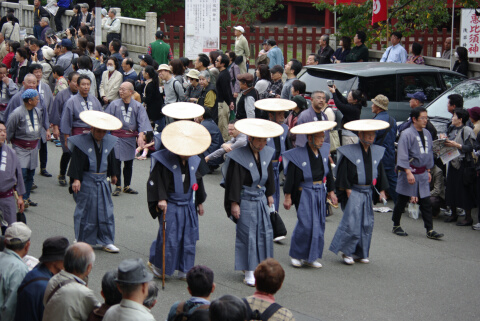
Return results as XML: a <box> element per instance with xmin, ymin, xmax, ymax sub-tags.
<box><xmin>136</xmin><ymin>131</ymin><xmax>155</xmax><ymax>160</ymax></box>
<box><xmin>52</xmin><ymin>65</ymin><xmax>68</xmax><ymax>95</ymax></box>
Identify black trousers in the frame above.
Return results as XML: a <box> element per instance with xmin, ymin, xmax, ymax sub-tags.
<box><xmin>392</xmin><ymin>194</ymin><xmax>433</xmax><ymax>231</ymax></box>
<box><xmin>54</xmin><ymin>7</ymin><xmax>67</xmax><ymax>31</ymax></box>
<box><xmin>60</xmin><ymin>152</ymin><xmax>71</xmax><ymax>176</ymax></box>
<box><xmin>115</xmin><ymin>159</ymin><xmax>133</xmax><ymax>187</ymax></box>
<box><xmin>39</xmin><ymin>141</ymin><xmax>47</xmax><ymax>169</ymax></box>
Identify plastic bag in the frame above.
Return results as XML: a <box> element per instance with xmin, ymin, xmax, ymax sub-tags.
<box><xmin>408</xmin><ymin>203</ymin><xmax>420</xmax><ymax>220</ymax></box>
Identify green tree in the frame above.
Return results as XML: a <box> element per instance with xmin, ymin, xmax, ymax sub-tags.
<box><xmin>220</xmin><ymin>0</ymin><xmax>283</xmax><ymax>29</ymax></box>
<box><xmin>101</xmin><ymin>0</ymin><xmax>184</xmax><ymax>19</ymax></box>
<box><xmin>314</xmin><ymin>0</ymin><xmax>480</xmax><ymax>47</ymax></box>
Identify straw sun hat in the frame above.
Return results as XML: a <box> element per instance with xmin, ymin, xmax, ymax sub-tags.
<box><xmin>343</xmin><ymin>119</ymin><xmax>390</xmax><ymax>132</ymax></box>
<box><xmin>254</xmin><ymin>98</ymin><xmax>297</xmax><ymax>112</ymax></box>
<box><xmin>161</xmin><ymin>121</ymin><xmax>211</xmax><ymax>156</ymax></box>
<box><xmin>161</xmin><ymin>102</ymin><xmax>205</xmax><ymax>120</ymax></box>
<box><xmin>234</xmin><ymin>118</ymin><xmax>284</xmax><ymax>138</ymax></box>
<box><xmin>290</xmin><ymin>121</ymin><xmax>337</xmax><ymax>135</ymax></box>
<box><xmin>79</xmin><ymin>110</ymin><xmax>122</xmax><ymax>131</ymax></box>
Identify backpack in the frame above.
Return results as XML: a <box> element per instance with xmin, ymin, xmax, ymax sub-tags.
<box><xmin>173</xmin><ymin>301</ymin><xmax>209</xmax><ymax>321</ymax></box>
<box><xmin>242</xmin><ymin>298</ymin><xmax>283</xmax><ymax>321</ymax></box>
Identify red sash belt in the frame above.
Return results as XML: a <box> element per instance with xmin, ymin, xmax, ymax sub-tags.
<box><xmin>410</xmin><ymin>165</ymin><xmax>427</xmax><ymax>174</ymax></box>
<box><xmin>0</xmin><ymin>188</ymin><xmax>14</xmax><ymax>198</ymax></box>
<box><xmin>0</xmin><ymin>103</ymin><xmax>7</xmax><ymax>111</ymax></box>
<box><xmin>72</xmin><ymin>127</ymin><xmax>91</xmax><ymax>136</ymax></box>
<box><xmin>11</xmin><ymin>138</ymin><xmax>39</xmax><ymax>150</ymax></box>
<box><xmin>111</xmin><ymin>129</ymin><xmax>139</xmax><ymax>138</ymax></box>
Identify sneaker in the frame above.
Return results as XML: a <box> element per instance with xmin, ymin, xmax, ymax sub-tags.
<box><xmin>357</xmin><ymin>258</ymin><xmax>370</xmax><ymax>264</ymax></box>
<box><xmin>302</xmin><ymin>260</ymin><xmax>322</xmax><ymax>268</ymax></box>
<box><xmin>31</xmin><ymin>184</ymin><xmax>37</xmax><ymax>191</ymax></box>
<box><xmin>58</xmin><ymin>175</ymin><xmax>67</xmax><ymax>187</ymax></box>
<box><xmin>112</xmin><ymin>186</ymin><xmax>121</xmax><ymax>196</ymax></box>
<box><xmin>102</xmin><ymin>244</ymin><xmax>119</xmax><ymax>253</ymax></box>
<box><xmin>291</xmin><ymin>258</ymin><xmax>303</xmax><ymax>267</ymax></box>
<box><xmin>472</xmin><ymin>223</ymin><xmax>480</xmax><ymax>230</ymax></box>
<box><xmin>147</xmin><ymin>261</ymin><xmax>162</xmax><ymax>279</ymax></box>
<box><xmin>426</xmin><ymin>230</ymin><xmax>444</xmax><ymax>240</ymax></box>
<box><xmin>25</xmin><ymin>199</ymin><xmax>38</xmax><ymax>207</ymax></box>
<box><xmin>342</xmin><ymin>254</ymin><xmax>355</xmax><ymax>265</ymax></box>
<box><xmin>273</xmin><ymin>236</ymin><xmax>286</xmax><ymax>242</ymax></box>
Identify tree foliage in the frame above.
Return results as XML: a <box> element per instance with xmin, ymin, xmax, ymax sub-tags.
<box><xmin>314</xmin><ymin>0</ymin><xmax>480</xmax><ymax>47</ymax></box>
<box><xmin>220</xmin><ymin>0</ymin><xmax>283</xmax><ymax>29</ymax></box>
<box><xmin>101</xmin><ymin>0</ymin><xmax>184</xmax><ymax>20</ymax></box>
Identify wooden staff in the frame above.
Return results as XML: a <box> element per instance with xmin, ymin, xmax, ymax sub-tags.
<box><xmin>162</xmin><ymin>208</ymin><xmax>166</xmax><ymax>290</ymax></box>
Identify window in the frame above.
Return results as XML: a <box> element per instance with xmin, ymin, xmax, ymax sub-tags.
<box><xmin>359</xmin><ymin>75</ymin><xmax>396</xmax><ymax>102</ymax></box>
<box><xmin>398</xmin><ymin>73</ymin><xmax>442</xmax><ymax>103</ymax></box>
<box><xmin>441</xmin><ymin>73</ymin><xmax>465</xmax><ymax>89</ymax></box>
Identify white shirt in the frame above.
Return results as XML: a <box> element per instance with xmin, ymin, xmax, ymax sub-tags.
<box><xmin>380</xmin><ymin>44</ymin><xmax>407</xmax><ymax>63</ymax></box>
<box><xmin>104</xmin><ymin>17</ymin><xmax>121</xmax><ymax>34</ymax></box>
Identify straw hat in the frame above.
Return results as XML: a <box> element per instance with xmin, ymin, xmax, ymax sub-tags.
<box><xmin>79</xmin><ymin>110</ymin><xmax>122</xmax><ymax>131</ymax></box>
<box><xmin>254</xmin><ymin>98</ymin><xmax>297</xmax><ymax>112</ymax></box>
<box><xmin>371</xmin><ymin>94</ymin><xmax>389</xmax><ymax>111</ymax></box>
<box><xmin>162</xmin><ymin>102</ymin><xmax>205</xmax><ymax>120</ymax></box>
<box><xmin>234</xmin><ymin>118</ymin><xmax>284</xmax><ymax>138</ymax></box>
<box><xmin>343</xmin><ymin>119</ymin><xmax>390</xmax><ymax>132</ymax></box>
<box><xmin>290</xmin><ymin>121</ymin><xmax>337</xmax><ymax>135</ymax></box>
<box><xmin>157</xmin><ymin>64</ymin><xmax>171</xmax><ymax>72</ymax></box>
<box><xmin>161</xmin><ymin>121</ymin><xmax>211</xmax><ymax>156</ymax></box>
<box><xmin>186</xmin><ymin>69</ymin><xmax>200</xmax><ymax>80</ymax></box>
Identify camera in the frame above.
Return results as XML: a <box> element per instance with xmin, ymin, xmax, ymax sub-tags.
<box><xmin>327</xmin><ymin>80</ymin><xmax>334</xmax><ymax>87</ymax></box>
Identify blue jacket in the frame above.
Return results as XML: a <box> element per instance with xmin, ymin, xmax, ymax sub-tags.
<box><xmin>57</xmin><ymin>0</ymin><xmax>71</xmax><ymax>9</ymax></box>
<box><xmin>267</xmin><ymin>47</ymin><xmax>284</xmax><ymax>69</ymax></box>
<box><xmin>15</xmin><ymin>263</ymin><xmax>53</xmax><ymax>321</ymax></box>
<box><xmin>123</xmin><ymin>70</ymin><xmax>138</xmax><ymax>82</ymax></box>
<box><xmin>373</xmin><ymin>111</ymin><xmax>397</xmax><ymax>169</ymax></box>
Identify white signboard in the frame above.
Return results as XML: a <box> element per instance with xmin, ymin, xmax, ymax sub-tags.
<box><xmin>185</xmin><ymin>0</ymin><xmax>220</xmax><ymax>60</ymax></box>
<box><xmin>460</xmin><ymin>9</ymin><xmax>480</xmax><ymax>58</ymax></box>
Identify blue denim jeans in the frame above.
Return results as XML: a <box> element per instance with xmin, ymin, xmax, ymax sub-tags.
<box><xmin>22</xmin><ymin>168</ymin><xmax>36</xmax><ymax>200</ymax></box>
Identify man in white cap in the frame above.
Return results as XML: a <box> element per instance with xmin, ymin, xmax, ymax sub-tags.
<box><xmin>233</xmin><ymin>26</ymin><xmax>250</xmax><ymax>74</ymax></box>
<box><xmin>283</xmin><ymin>121</ymin><xmax>338</xmax><ymax>268</ymax></box>
<box><xmin>329</xmin><ymin>120</ymin><xmax>389</xmax><ymax>265</ymax></box>
<box><xmin>103</xmin><ymin>258</ymin><xmax>155</xmax><ymax>321</ymax></box>
<box><xmin>0</xmin><ymin>222</ymin><xmax>31</xmax><ymax>321</ymax></box>
<box><xmin>105</xmin><ymin>81</ymin><xmax>152</xmax><ymax>196</ymax></box>
<box><xmin>0</xmin><ymin>120</ymin><xmax>24</xmax><ymax>229</ymax></box>
<box><xmin>158</xmin><ymin>64</ymin><xmax>185</xmax><ymax>106</ymax></box>
<box><xmin>147</xmin><ymin>121</ymin><xmax>210</xmax><ymax>281</ymax></box>
<box><xmin>6</xmin><ymin>89</ymin><xmax>48</xmax><ymax>208</ymax></box>
<box><xmin>67</xmin><ymin>110</ymin><xmax>122</xmax><ymax>253</ymax></box>
<box><xmin>222</xmin><ymin>118</ymin><xmax>284</xmax><ymax>286</ymax></box>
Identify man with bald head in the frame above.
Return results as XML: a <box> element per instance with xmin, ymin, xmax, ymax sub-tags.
<box><xmin>43</xmin><ymin>242</ymin><xmax>100</xmax><ymax>321</ymax></box>
<box><xmin>105</xmin><ymin>81</ymin><xmax>152</xmax><ymax>196</ymax></box>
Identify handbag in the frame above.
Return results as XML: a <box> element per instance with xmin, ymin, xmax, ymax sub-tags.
<box><xmin>269</xmin><ymin>205</ymin><xmax>287</xmax><ymax>238</ymax></box>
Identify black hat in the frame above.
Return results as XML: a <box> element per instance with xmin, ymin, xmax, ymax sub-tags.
<box><xmin>115</xmin><ymin>258</ymin><xmax>153</xmax><ymax>284</ymax></box>
<box><xmin>138</xmin><ymin>54</ymin><xmax>154</xmax><ymax>66</ymax></box>
<box><xmin>39</xmin><ymin>236</ymin><xmax>70</xmax><ymax>263</ymax></box>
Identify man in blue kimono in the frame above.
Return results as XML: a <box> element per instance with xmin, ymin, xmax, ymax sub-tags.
<box><xmin>295</xmin><ymin>90</ymin><xmax>330</xmax><ymax>147</ymax></box>
<box><xmin>371</xmin><ymin>94</ymin><xmax>398</xmax><ymax>204</ymax></box>
<box><xmin>105</xmin><ymin>81</ymin><xmax>152</xmax><ymax>196</ymax></box>
<box><xmin>222</xmin><ymin>118</ymin><xmax>284</xmax><ymax>286</ymax></box>
<box><xmin>6</xmin><ymin>89</ymin><xmax>48</xmax><ymax>208</ymax></box>
<box><xmin>50</xmin><ymin>72</ymin><xmax>79</xmax><ymax>186</ymax></box>
<box><xmin>283</xmin><ymin>121</ymin><xmax>338</xmax><ymax>268</ymax></box>
<box><xmin>329</xmin><ymin>120</ymin><xmax>389</xmax><ymax>265</ymax></box>
<box><xmin>67</xmin><ymin>110</ymin><xmax>122</xmax><ymax>253</ymax></box>
<box><xmin>254</xmin><ymin>99</ymin><xmax>296</xmax><ymax>214</ymax></box>
<box><xmin>147</xmin><ymin>121</ymin><xmax>210</xmax><ymax>280</ymax></box>
<box><xmin>392</xmin><ymin>107</ymin><xmax>444</xmax><ymax>240</ymax></box>
<box><xmin>0</xmin><ymin>120</ymin><xmax>25</xmax><ymax>227</ymax></box>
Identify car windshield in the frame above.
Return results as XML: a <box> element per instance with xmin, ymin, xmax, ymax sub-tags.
<box><xmin>427</xmin><ymin>80</ymin><xmax>480</xmax><ymax>119</ymax></box>
<box><xmin>300</xmin><ymin>69</ymin><xmax>357</xmax><ymax>97</ymax></box>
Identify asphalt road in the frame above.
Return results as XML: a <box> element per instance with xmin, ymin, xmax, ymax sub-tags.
<box><xmin>21</xmin><ymin>141</ymin><xmax>480</xmax><ymax>321</ymax></box>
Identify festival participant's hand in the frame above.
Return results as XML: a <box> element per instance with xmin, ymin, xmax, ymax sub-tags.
<box><xmin>231</xmin><ymin>202</ymin><xmax>240</xmax><ymax>219</ymax></box>
<box><xmin>198</xmin><ymin>203</ymin><xmax>204</xmax><ymax>216</ymax></box>
<box><xmin>157</xmin><ymin>200</ymin><xmax>167</xmax><ymax>213</ymax></box>
<box><xmin>72</xmin><ymin>179</ymin><xmax>81</xmax><ymax>193</ymax></box>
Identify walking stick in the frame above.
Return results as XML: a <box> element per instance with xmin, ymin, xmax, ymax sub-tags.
<box><xmin>162</xmin><ymin>209</ymin><xmax>166</xmax><ymax>290</ymax></box>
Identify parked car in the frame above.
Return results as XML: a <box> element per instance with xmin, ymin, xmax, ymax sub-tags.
<box><xmin>299</xmin><ymin>62</ymin><xmax>466</xmax><ymax>122</ymax></box>
<box><xmin>426</xmin><ymin>77</ymin><xmax>480</xmax><ymax>134</ymax></box>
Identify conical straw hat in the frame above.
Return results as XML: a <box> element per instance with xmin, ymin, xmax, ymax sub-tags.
<box><xmin>161</xmin><ymin>121</ymin><xmax>212</xmax><ymax>156</ymax></box>
<box><xmin>254</xmin><ymin>98</ymin><xmax>297</xmax><ymax>112</ymax></box>
<box><xmin>290</xmin><ymin>121</ymin><xmax>337</xmax><ymax>135</ymax></box>
<box><xmin>234</xmin><ymin>118</ymin><xmax>284</xmax><ymax>138</ymax></box>
<box><xmin>162</xmin><ymin>102</ymin><xmax>205</xmax><ymax>120</ymax></box>
<box><xmin>343</xmin><ymin>119</ymin><xmax>390</xmax><ymax>131</ymax></box>
<box><xmin>79</xmin><ymin>110</ymin><xmax>122</xmax><ymax>131</ymax></box>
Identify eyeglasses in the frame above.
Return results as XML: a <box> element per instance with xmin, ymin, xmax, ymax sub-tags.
<box><xmin>417</xmin><ymin>117</ymin><xmax>428</xmax><ymax>120</ymax></box>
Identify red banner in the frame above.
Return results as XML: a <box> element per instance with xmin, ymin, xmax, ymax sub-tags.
<box><xmin>371</xmin><ymin>0</ymin><xmax>388</xmax><ymax>25</ymax></box>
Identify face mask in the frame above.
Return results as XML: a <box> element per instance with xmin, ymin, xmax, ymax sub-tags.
<box><xmin>454</xmin><ymin>52</ymin><xmax>459</xmax><ymax>58</ymax></box>
<box><xmin>107</xmin><ymin>66</ymin><xmax>114</xmax><ymax>72</ymax></box>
